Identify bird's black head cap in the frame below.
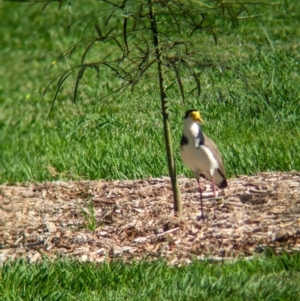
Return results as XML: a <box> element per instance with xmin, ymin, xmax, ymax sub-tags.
<box><xmin>184</xmin><ymin>109</ymin><xmax>198</xmax><ymax>119</ymax></box>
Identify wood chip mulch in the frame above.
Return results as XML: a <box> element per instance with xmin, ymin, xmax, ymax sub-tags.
<box><xmin>1</xmin><ymin>171</ymin><xmax>300</xmax><ymax>265</ymax></box>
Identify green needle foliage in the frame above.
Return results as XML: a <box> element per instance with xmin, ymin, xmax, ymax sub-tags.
<box><xmin>2</xmin><ymin>0</ymin><xmax>275</xmax><ymax>215</ymax></box>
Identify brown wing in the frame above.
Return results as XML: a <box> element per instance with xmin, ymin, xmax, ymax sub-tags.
<box><xmin>203</xmin><ymin>134</ymin><xmax>227</xmax><ymax>188</ymax></box>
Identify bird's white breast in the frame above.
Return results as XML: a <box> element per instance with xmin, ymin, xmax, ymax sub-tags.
<box><xmin>190</xmin><ymin>122</ymin><xmax>200</xmax><ymax>138</ymax></box>
<box><xmin>181</xmin><ymin>118</ymin><xmax>219</xmax><ymax>179</ymax></box>
<box><xmin>181</xmin><ymin>143</ymin><xmax>218</xmax><ymax>179</ymax></box>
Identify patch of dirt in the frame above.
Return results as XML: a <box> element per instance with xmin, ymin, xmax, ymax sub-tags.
<box><xmin>1</xmin><ymin>171</ymin><xmax>300</xmax><ymax>265</ymax></box>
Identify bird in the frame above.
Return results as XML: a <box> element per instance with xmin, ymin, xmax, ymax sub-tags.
<box><xmin>180</xmin><ymin>109</ymin><xmax>227</xmax><ymax>220</ymax></box>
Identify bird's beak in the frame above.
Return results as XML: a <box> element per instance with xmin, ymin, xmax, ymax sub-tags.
<box><xmin>191</xmin><ymin>111</ymin><xmax>204</xmax><ymax>124</ymax></box>
<box><xmin>196</xmin><ymin>116</ymin><xmax>204</xmax><ymax>124</ymax></box>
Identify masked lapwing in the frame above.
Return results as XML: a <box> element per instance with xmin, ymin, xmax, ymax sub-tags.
<box><xmin>180</xmin><ymin>109</ymin><xmax>227</xmax><ymax>220</ymax></box>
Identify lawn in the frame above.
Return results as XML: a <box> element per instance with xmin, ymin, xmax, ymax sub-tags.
<box><xmin>0</xmin><ymin>1</ymin><xmax>300</xmax><ymax>300</ymax></box>
<box><xmin>0</xmin><ymin>0</ymin><xmax>299</xmax><ymax>183</ymax></box>
<box><xmin>1</xmin><ymin>253</ymin><xmax>300</xmax><ymax>301</ymax></box>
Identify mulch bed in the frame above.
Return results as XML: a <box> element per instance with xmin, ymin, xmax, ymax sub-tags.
<box><xmin>1</xmin><ymin>171</ymin><xmax>300</xmax><ymax>265</ymax></box>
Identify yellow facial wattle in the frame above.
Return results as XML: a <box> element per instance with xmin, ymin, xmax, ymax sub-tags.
<box><xmin>190</xmin><ymin>111</ymin><xmax>204</xmax><ymax>124</ymax></box>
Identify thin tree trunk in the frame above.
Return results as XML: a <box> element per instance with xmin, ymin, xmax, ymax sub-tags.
<box><xmin>148</xmin><ymin>1</ymin><xmax>182</xmax><ymax>215</ymax></box>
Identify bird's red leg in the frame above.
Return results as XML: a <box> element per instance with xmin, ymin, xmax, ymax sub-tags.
<box><xmin>196</xmin><ymin>178</ymin><xmax>204</xmax><ymax>220</ymax></box>
<box><xmin>212</xmin><ymin>179</ymin><xmax>217</xmax><ymax>220</ymax></box>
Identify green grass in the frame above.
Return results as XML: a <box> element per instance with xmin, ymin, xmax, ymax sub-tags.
<box><xmin>0</xmin><ymin>1</ymin><xmax>299</xmax><ymax>183</ymax></box>
<box><xmin>0</xmin><ymin>2</ymin><xmax>300</xmax><ymax>299</ymax></box>
<box><xmin>1</xmin><ymin>252</ymin><xmax>300</xmax><ymax>301</ymax></box>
